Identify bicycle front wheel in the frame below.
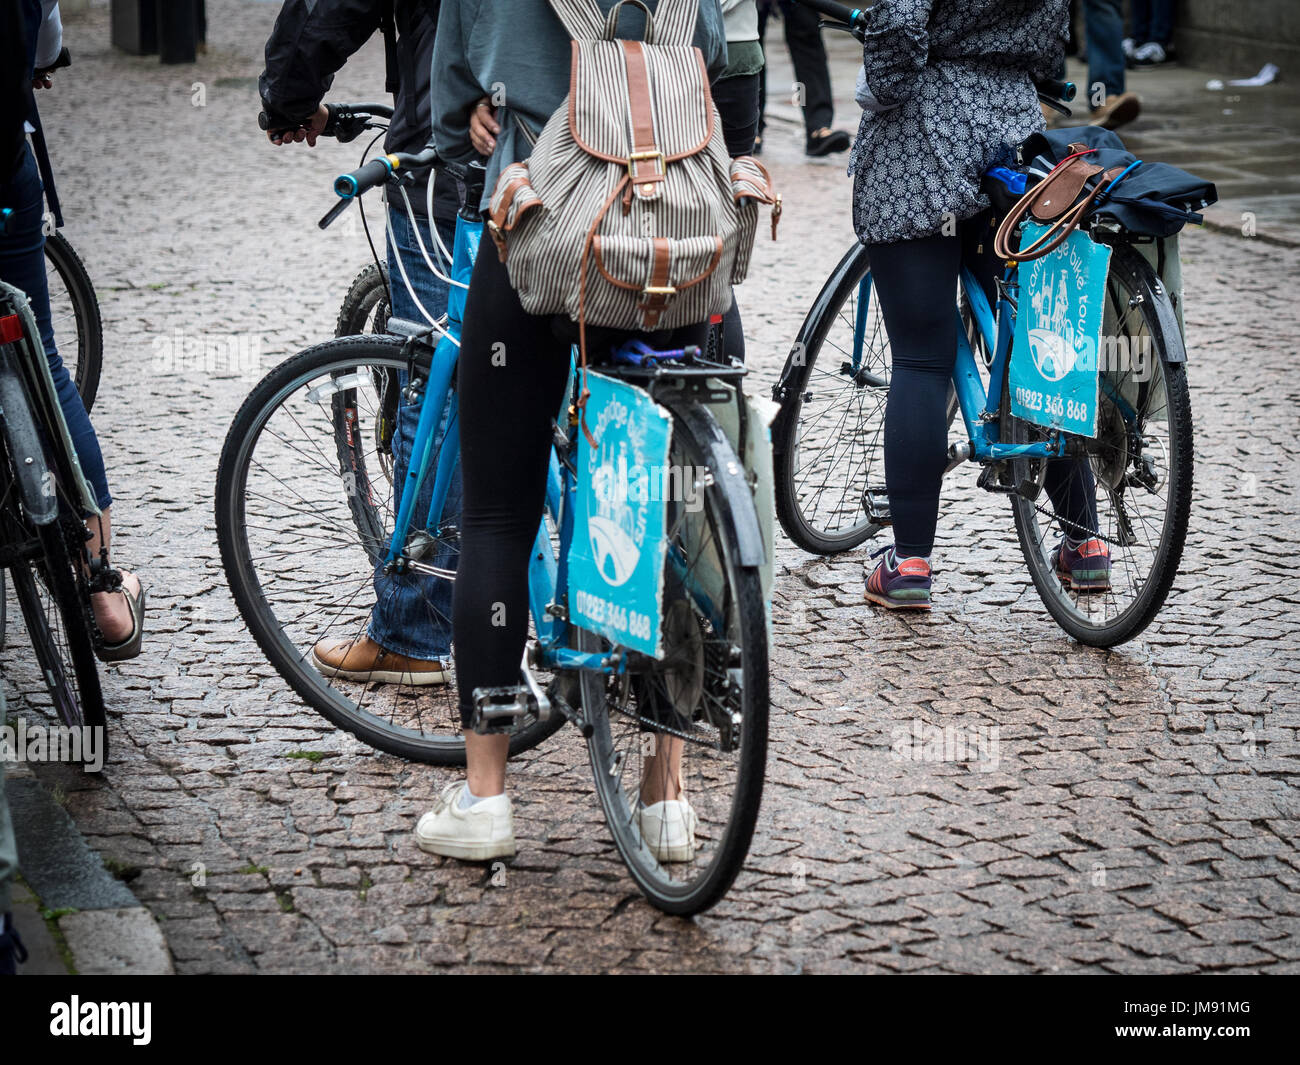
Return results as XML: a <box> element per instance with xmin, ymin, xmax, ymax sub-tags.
<box><xmin>1006</xmin><ymin>242</ymin><xmax>1194</xmax><ymax>647</ymax></box>
<box><xmin>216</xmin><ymin>336</ymin><xmax>561</xmax><ymax>764</ymax></box>
<box><xmin>45</xmin><ymin>232</ymin><xmax>104</xmax><ymax>412</ymax></box>
<box><xmin>578</xmin><ymin>396</ymin><xmax>769</xmax><ymax>916</ymax></box>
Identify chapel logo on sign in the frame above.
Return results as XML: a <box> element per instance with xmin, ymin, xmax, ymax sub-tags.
<box><xmin>586</xmin><ymin>397</ymin><xmax>650</xmax><ymax>588</ymax></box>
<box><xmin>1028</xmin><ymin>270</ymin><xmax>1086</xmax><ymax>382</ymax></box>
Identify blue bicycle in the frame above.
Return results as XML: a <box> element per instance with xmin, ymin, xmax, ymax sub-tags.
<box><xmin>771</xmin><ymin>141</ymin><xmax>1192</xmax><ymax>646</ymax></box>
<box><xmin>216</xmin><ymin>149</ymin><xmax>770</xmax><ymax>913</ymax></box>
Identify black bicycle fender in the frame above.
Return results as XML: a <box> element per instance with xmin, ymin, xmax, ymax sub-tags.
<box><xmin>669</xmin><ymin>398</ymin><xmax>767</xmax><ymax>570</ymax></box>
<box><xmin>1110</xmin><ymin>243</ymin><xmax>1187</xmax><ymax>364</ymax></box>
<box><xmin>0</xmin><ymin>344</ymin><xmax>57</xmax><ymax>525</ymax></box>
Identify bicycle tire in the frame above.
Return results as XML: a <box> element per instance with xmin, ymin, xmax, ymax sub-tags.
<box><xmin>216</xmin><ymin>336</ymin><xmax>562</xmax><ymax>764</ymax></box>
<box><xmin>14</xmin><ymin>519</ymin><xmax>105</xmax><ymax>746</ymax></box>
<box><xmin>336</xmin><ymin>262</ymin><xmax>391</xmax><ymax>338</ymax></box>
<box><xmin>578</xmin><ymin>395</ymin><xmax>768</xmax><ymax>916</ymax></box>
<box><xmin>45</xmin><ymin>231</ymin><xmax>104</xmax><ymax>412</ymax></box>
<box><xmin>1005</xmin><ymin>242</ymin><xmax>1194</xmax><ymax>647</ymax></box>
<box><xmin>772</xmin><ymin>242</ymin><xmax>961</xmax><ymax>556</ymax></box>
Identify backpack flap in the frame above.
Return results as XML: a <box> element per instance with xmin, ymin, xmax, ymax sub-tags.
<box><xmin>592</xmin><ymin>234</ymin><xmax>723</xmax><ymax>329</ymax></box>
<box><xmin>569</xmin><ymin>37</ymin><xmax>714</xmax><ymax>203</ymax></box>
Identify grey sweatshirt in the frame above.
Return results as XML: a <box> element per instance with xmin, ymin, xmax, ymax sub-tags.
<box><xmin>431</xmin><ymin>0</ymin><xmax>728</xmax><ymax>210</ymax></box>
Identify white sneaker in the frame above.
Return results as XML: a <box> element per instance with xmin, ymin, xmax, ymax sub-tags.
<box><xmin>1133</xmin><ymin>41</ymin><xmax>1167</xmax><ymax>65</ymax></box>
<box><xmin>637</xmin><ymin>798</ymin><xmax>698</xmax><ymax>863</ymax></box>
<box><xmin>1122</xmin><ymin>36</ymin><xmax>1136</xmax><ymax>59</ymax></box>
<box><xmin>415</xmin><ymin>782</ymin><xmax>515</xmax><ymax>860</ymax></box>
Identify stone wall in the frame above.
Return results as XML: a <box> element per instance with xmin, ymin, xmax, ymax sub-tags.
<box><xmin>1173</xmin><ymin>0</ymin><xmax>1300</xmax><ymax>74</ymax></box>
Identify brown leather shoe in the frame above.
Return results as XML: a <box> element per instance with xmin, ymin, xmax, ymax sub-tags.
<box><xmin>311</xmin><ymin>635</ymin><xmax>450</xmax><ymax>686</ymax></box>
<box><xmin>1089</xmin><ymin>91</ymin><xmax>1141</xmax><ymax>131</ymax></box>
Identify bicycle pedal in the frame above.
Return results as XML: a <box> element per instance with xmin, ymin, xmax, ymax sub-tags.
<box><xmin>862</xmin><ymin>486</ymin><xmax>892</xmax><ymax>525</ymax></box>
<box><xmin>469</xmin><ymin>687</ymin><xmax>533</xmax><ymax>735</ymax></box>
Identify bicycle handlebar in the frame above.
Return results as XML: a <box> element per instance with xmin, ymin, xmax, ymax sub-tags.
<box><xmin>334</xmin><ymin>145</ymin><xmax>441</xmax><ymax>200</ymax></box>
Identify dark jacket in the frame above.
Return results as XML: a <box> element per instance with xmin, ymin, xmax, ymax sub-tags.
<box><xmin>259</xmin><ymin>0</ymin><xmax>456</xmax><ymax>219</ymax></box>
<box><xmin>848</xmin><ymin>0</ymin><xmax>1066</xmax><ymax>244</ymax></box>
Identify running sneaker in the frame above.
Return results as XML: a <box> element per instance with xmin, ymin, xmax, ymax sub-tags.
<box><xmin>1053</xmin><ymin>537</ymin><xmax>1112</xmax><ymax>592</ymax></box>
<box><xmin>864</xmin><ymin>546</ymin><xmax>932</xmax><ymax>611</ymax></box>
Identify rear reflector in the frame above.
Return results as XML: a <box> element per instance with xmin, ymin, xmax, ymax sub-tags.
<box><xmin>0</xmin><ymin>314</ymin><xmax>23</xmax><ymax>345</ymax></box>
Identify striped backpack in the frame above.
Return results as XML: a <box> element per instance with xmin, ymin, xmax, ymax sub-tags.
<box><xmin>486</xmin><ymin>0</ymin><xmax>780</xmax><ymax>371</ymax></box>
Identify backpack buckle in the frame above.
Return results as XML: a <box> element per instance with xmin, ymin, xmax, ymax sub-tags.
<box><xmin>627</xmin><ymin>149</ymin><xmax>665</xmax><ymax>191</ymax></box>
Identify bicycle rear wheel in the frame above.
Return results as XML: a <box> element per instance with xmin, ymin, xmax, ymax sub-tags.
<box><xmin>45</xmin><ymin>232</ymin><xmax>103</xmax><ymax>412</ymax></box>
<box><xmin>216</xmin><ymin>336</ymin><xmax>560</xmax><ymax>764</ymax></box>
<box><xmin>1005</xmin><ymin>242</ymin><xmax>1194</xmax><ymax>646</ymax></box>
<box><xmin>578</xmin><ymin>396</ymin><xmax>768</xmax><ymax>916</ymax></box>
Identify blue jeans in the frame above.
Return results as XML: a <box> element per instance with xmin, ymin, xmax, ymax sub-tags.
<box><xmin>1085</xmin><ymin>0</ymin><xmax>1127</xmax><ymax>101</ymax></box>
<box><xmin>0</xmin><ymin>147</ymin><xmax>111</xmax><ymax>510</ymax></box>
<box><xmin>366</xmin><ymin>206</ymin><xmax>460</xmax><ymax>661</ymax></box>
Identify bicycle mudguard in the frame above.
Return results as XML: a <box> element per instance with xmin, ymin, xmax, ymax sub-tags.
<box><xmin>664</xmin><ymin>396</ymin><xmax>768</xmax><ymax>573</ymax></box>
<box><xmin>0</xmin><ymin>344</ymin><xmax>57</xmax><ymax>525</ymax></box>
<box><xmin>0</xmin><ymin>281</ymin><xmax>100</xmax><ymax>515</ymax></box>
<box><xmin>1106</xmin><ymin>242</ymin><xmax>1187</xmax><ymax>364</ymax></box>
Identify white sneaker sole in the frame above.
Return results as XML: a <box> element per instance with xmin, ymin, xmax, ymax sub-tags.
<box><xmin>312</xmin><ymin>651</ymin><xmax>450</xmax><ymax>687</ymax></box>
<box><xmin>415</xmin><ymin>834</ymin><xmax>516</xmax><ymax>860</ymax></box>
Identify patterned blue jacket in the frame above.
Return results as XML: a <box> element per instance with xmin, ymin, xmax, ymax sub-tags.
<box><xmin>848</xmin><ymin>0</ymin><xmax>1067</xmax><ymax>244</ymax></box>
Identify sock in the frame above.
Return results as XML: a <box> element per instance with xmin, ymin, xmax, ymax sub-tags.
<box><xmin>457</xmin><ymin>784</ymin><xmax>494</xmax><ymax>810</ymax></box>
<box><xmin>890</xmin><ymin>547</ymin><xmax>931</xmax><ymax>568</ymax></box>
<box><xmin>1064</xmin><ymin>534</ymin><xmax>1086</xmax><ymax>550</ymax></box>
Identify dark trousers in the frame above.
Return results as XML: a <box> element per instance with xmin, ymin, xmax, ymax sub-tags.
<box><xmin>1130</xmin><ymin>0</ymin><xmax>1175</xmax><ymax>45</ymax></box>
<box><xmin>452</xmin><ymin>248</ymin><xmax>709</xmax><ymax>725</ymax></box>
<box><xmin>758</xmin><ymin>0</ymin><xmax>834</xmax><ymax>137</ymax></box>
<box><xmin>865</xmin><ymin>217</ymin><xmax>1098</xmax><ymax>558</ymax></box>
<box><xmin>712</xmin><ymin>71</ymin><xmax>761</xmax><ymax>361</ymax></box>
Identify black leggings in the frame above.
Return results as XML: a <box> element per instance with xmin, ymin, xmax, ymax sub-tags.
<box><xmin>866</xmin><ymin>215</ymin><xmax>1098</xmax><ymax>558</ymax></box>
<box><xmin>452</xmin><ymin>246</ymin><xmax>709</xmax><ymax>725</ymax></box>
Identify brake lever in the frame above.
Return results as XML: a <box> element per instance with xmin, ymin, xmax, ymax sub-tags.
<box><xmin>1038</xmin><ymin>93</ymin><xmax>1073</xmax><ymax>117</ymax></box>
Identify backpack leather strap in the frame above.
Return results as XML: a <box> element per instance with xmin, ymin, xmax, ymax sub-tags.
<box><xmin>622</xmin><ymin>40</ymin><xmax>666</xmax><ymax>198</ymax></box>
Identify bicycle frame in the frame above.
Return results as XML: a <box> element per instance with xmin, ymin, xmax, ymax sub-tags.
<box><xmin>846</xmin><ymin>261</ymin><xmax>1070</xmax><ymax>465</ymax></box>
<box><xmin>376</xmin><ymin>212</ymin><xmax>619</xmax><ymax>681</ymax></box>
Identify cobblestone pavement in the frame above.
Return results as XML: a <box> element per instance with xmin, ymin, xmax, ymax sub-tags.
<box><xmin>4</xmin><ymin>1</ymin><xmax>1298</xmax><ymax>973</ymax></box>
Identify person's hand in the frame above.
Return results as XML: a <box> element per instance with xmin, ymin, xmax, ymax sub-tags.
<box><xmin>32</xmin><ymin>71</ymin><xmax>54</xmax><ymax>90</ymax></box>
<box><xmin>268</xmin><ymin>104</ymin><xmax>330</xmax><ymax>147</ymax></box>
<box><xmin>469</xmin><ymin>97</ymin><xmax>500</xmax><ymax>156</ymax></box>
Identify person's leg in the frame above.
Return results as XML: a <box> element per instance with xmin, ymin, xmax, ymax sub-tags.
<box><xmin>1085</xmin><ymin>0</ymin><xmax>1127</xmax><ymax>99</ymax></box>
<box><xmin>1129</xmin><ymin>0</ymin><xmax>1151</xmax><ymax>44</ymax></box>
<box><xmin>780</xmin><ymin>0</ymin><xmax>834</xmax><ymax>135</ymax></box>
<box><xmin>364</xmin><ymin>207</ymin><xmax>458</xmax><ymax>663</ymax></box>
<box><xmin>453</xmin><ymin>248</ymin><xmax>573</xmax><ymax>797</ymax></box>
<box><xmin>1149</xmin><ymin>0</ymin><xmax>1175</xmax><ymax>45</ymax></box>
<box><xmin>865</xmin><ymin>232</ymin><xmax>964</xmax><ymax>561</ymax></box>
<box><xmin>0</xmin><ymin>149</ymin><xmax>138</xmax><ymax>644</ymax></box>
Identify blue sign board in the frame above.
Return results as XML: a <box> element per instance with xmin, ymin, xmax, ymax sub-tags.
<box><xmin>1009</xmin><ymin>225</ymin><xmax>1112</xmax><ymax>438</ymax></box>
<box><xmin>569</xmin><ymin>372</ymin><xmax>671</xmax><ymax>658</ymax></box>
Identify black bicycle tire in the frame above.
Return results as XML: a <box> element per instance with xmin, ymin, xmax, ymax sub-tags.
<box><xmin>44</xmin><ymin>231</ymin><xmax>104</xmax><ymax>412</ymax></box>
<box><xmin>578</xmin><ymin>396</ymin><xmax>768</xmax><ymax>916</ymax></box>
<box><xmin>9</xmin><ymin>518</ymin><xmax>107</xmax><ymax>757</ymax></box>
<box><xmin>336</xmin><ymin>262</ymin><xmax>391</xmax><ymax>338</ymax></box>
<box><xmin>1007</xmin><ymin>243</ymin><xmax>1194</xmax><ymax>647</ymax></box>
<box><xmin>216</xmin><ymin>335</ymin><xmax>562</xmax><ymax>764</ymax></box>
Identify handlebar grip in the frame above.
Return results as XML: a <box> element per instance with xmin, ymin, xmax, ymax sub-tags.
<box><xmin>1036</xmin><ymin>78</ymin><xmax>1077</xmax><ymax>102</ymax></box>
<box><xmin>791</xmin><ymin>0</ymin><xmax>867</xmax><ymax>30</ymax></box>
<box><xmin>335</xmin><ymin>157</ymin><xmax>394</xmax><ymax>199</ymax></box>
